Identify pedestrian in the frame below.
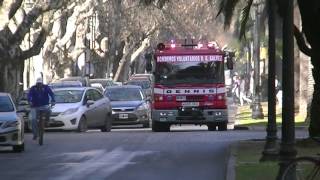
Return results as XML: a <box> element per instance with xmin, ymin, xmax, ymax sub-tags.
<box><xmin>275</xmin><ymin>76</ymin><xmax>282</xmax><ymax>107</ymax></box>
<box><xmin>239</xmin><ymin>75</ymin><xmax>252</xmax><ymax>106</ymax></box>
<box><xmin>232</xmin><ymin>74</ymin><xmax>240</xmax><ymax>104</ymax></box>
<box><xmin>28</xmin><ymin>77</ymin><xmax>55</xmax><ymax>140</ymax></box>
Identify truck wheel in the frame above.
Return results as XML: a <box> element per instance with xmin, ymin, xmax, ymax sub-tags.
<box><xmin>218</xmin><ymin>122</ymin><xmax>228</xmax><ymax>131</ymax></box>
<box><xmin>152</xmin><ymin>121</ymin><xmax>170</xmax><ymax>132</ymax></box>
<box><xmin>207</xmin><ymin>124</ymin><xmax>217</xmax><ymax>131</ymax></box>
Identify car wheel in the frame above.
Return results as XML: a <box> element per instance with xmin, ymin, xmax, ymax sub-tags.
<box><xmin>13</xmin><ymin>143</ymin><xmax>25</xmax><ymax>153</ymax></box>
<box><xmin>152</xmin><ymin>121</ymin><xmax>170</xmax><ymax>132</ymax></box>
<box><xmin>77</xmin><ymin>116</ymin><xmax>88</xmax><ymax>132</ymax></box>
<box><xmin>101</xmin><ymin>113</ymin><xmax>112</xmax><ymax>132</ymax></box>
<box><xmin>217</xmin><ymin>122</ymin><xmax>228</xmax><ymax>131</ymax></box>
<box><xmin>207</xmin><ymin>124</ymin><xmax>217</xmax><ymax>131</ymax></box>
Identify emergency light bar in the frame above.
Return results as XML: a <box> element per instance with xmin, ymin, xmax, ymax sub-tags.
<box><xmin>157</xmin><ymin>42</ymin><xmax>219</xmax><ymax>51</ymax></box>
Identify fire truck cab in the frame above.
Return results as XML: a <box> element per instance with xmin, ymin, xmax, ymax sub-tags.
<box><xmin>149</xmin><ymin>40</ymin><xmax>234</xmax><ymax>132</ymax></box>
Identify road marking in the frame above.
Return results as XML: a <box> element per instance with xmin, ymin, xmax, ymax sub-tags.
<box><xmin>49</xmin><ymin>148</ymin><xmax>154</xmax><ymax>180</ymax></box>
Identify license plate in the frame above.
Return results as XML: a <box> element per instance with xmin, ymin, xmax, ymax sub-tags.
<box><xmin>176</xmin><ymin>96</ymin><xmax>186</xmax><ymax>101</ymax></box>
<box><xmin>181</xmin><ymin>102</ymin><xmax>199</xmax><ymax>107</ymax></box>
<box><xmin>119</xmin><ymin>114</ymin><xmax>128</xmax><ymax>119</ymax></box>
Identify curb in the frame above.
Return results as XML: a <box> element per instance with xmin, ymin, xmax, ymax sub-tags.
<box><xmin>226</xmin><ymin>143</ymin><xmax>237</xmax><ymax>180</ymax></box>
<box><xmin>233</xmin><ymin>125</ymin><xmax>308</xmax><ymax>131</ymax></box>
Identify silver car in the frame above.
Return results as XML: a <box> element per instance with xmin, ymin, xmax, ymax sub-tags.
<box><xmin>0</xmin><ymin>93</ymin><xmax>24</xmax><ymax>152</ymax></box>
<box><xmin>27</xmin><ymin>87</ymin><xmax>113</xmax><ymax>132</ymax></box>
<box><xmin>105</xmin><ymin>85</ymin><xmax>151</xmax><ymax>128</ymax></box>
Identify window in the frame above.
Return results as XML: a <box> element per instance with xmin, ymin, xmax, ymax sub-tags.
<box><xmin>92</xmin><ymin>89</ymin><xmax>103</xmax><ymax>101</ymax></box>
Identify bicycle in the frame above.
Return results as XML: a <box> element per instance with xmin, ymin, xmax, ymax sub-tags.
<box><xmin>281</xmin><ymin>138</ymin><xmax>320</xmax><ymax>180</ymax></box>
<box><xmin>37</xmin><ymin>105</ymin><xmax>53</xmax><ymax>146</ymax></box>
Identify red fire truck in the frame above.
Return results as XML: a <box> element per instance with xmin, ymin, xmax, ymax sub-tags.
<box><xmin>150</xmin><ymin>40</ymin><xmax>234</xmax><ymax>132</ymax></box>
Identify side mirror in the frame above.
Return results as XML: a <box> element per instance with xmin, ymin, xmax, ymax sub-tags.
<box><xmin>227</xmin><ymin>58</ymin><xmax>233</xmax><ymax>70</ymax></box>
<box><xmin>86</xmin><ymin>100</ymin><xmax>94</xmax><ymax>107</ymax></box>
<box><xmin>225</xmin><ymin>51</ymin><xmax>235</xmax><ymax>70</ymax></box>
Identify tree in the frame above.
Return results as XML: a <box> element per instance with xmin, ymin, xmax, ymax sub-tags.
<box><xmin>0</xmin><ymin>0</ymin><xmax>66</xmax><ymax>98</ymax></box>
<box><xmin>216</xmin><ymin>0</ymin><xmax>320</xmax><ymax>137</ymax></box>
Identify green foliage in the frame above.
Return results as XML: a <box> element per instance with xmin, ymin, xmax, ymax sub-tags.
<box><xmin>217</xmin><ymin>0</ymin><xmax>241</xmax><ymax>29</ymax></box>
<box><xmin>239</xmin><ymin>0</ymin><xmax>253</xmax><ymax>40</ymax></box>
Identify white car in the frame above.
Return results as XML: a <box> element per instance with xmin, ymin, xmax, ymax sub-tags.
<box><xmin>45</xmin><ymin>87</ymin><xmax>112</xmax><ymax>132</ymax></box>
<box><xmin>0</xmin><ymin>93</ymin><xmax>24</xmax><ymax>152</ymax></box>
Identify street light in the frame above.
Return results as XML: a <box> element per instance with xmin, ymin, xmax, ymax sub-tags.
<box><xmin>251</xmin><ymin>0</ymin><xmax>264</xmax><ymax>119</ymax></box>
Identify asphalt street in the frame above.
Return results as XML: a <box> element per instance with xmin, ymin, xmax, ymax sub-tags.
<box><xmin>0</xmin><ymin>126</ymin><xmax>308</xmax><ymax>180</ymax></box>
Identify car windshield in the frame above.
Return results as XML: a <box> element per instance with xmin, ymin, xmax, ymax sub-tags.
<box><xmin>126</xmin><ymin>81</ymin><xmax>150</xmax><ymax>89</ymax></box>
<box><xmin>155</xmin><ymin>58</ymin><xmax>224</xmax><ymax>85</ymax></box>
<box><xmin>54</xmin><ymin>90</ymin><xmax>84</xmax><ymax>103</ymax></box>
<box><xmin>0</xmin><ymin>96</ymin><xmax>14</xmax><ymax>112</ymax></box>
<box><xmin>105</xmin><ymin>88</ymin><xmax>143</xmax><ymax>101</ymax></box>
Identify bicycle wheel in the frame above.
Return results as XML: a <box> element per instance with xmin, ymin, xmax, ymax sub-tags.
<box><xmin>38</xmin><ymin>112</ymin><xmax>45</xmax><ymax>146</ymax></box>
<box><xmin>281</xmin><ymin>157</ymin><xmax>320</xmax><ymax>180</ymax></box>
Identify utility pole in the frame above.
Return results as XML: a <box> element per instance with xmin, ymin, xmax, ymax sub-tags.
<box><xmin>251</xmin><ymin>0</ymin><xmax>264</xmax><ymax>119</ymax></box>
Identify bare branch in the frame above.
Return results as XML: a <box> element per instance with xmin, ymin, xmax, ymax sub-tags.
<box><xmin>8</xmin><ymin>0</ymin><xmax>23</xmax><ymax>19</ymax></box>
<box><xmin>294</xmin><ymin>24</ymin><xmax>312</xmax><ymax>56</ymax></box>
<box><xmin>56</xmin><ymin>0</ymin><xmax>96</xmax><ymax>48</ymax></box>
<box><xmin>17</xmin><ymin>29</ymin><xmax>46</xmax><ymax>60</ymax></box>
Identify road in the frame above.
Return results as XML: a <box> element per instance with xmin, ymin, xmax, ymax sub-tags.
<box><xmin>0</xmin><ymin>126</ymin><xmax>308</xmax><ymax>180</ymax></box>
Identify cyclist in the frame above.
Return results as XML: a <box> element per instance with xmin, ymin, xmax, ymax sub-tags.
<box><xmin>28</xmin><ymin>77</ymin><xmax>55</xmax><ymax>140</ymax></box>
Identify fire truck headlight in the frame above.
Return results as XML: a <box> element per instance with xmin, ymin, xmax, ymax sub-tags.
<box><xmin>215</xmin><ymin>112</ymin><xmax>222</xmax><ymax>116</ymax></box>
<box><xmin>160</xmin><ymin>112</ymin><xmax>167</xmax><ymax>116</ymax></box>
<box><xmin>217</xmin><ymin>95</ymin><xmax>224</xmax><ymax>100</ymax></box>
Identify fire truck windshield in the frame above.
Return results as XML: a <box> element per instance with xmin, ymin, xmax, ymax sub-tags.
<box><xmin>155</xmin><ymin>61</ymin><xmax>224</xmax><ymax>85</ymax></box>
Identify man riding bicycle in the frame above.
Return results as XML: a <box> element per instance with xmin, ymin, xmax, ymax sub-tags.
<box><xmin>28</xmin><ymin>77</ymin><xmax>55</xmax><ymax>140</ymax></box>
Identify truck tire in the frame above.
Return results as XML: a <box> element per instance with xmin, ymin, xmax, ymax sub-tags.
<box><xmin>218</xmin><ymin>122</ymin><xmax>228</xmax><ymax>131</ymax></box>
<box><xmin>207</xmin><ymin>124</ymin><xmax>217</xmax><ymax>131</ymax></box>
<box><xmin>152</xmin><ymin>121</ymin><xmax>170</xmax><ymax>132</ymax></box>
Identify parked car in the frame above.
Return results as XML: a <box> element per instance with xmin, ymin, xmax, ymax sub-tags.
<box><xmin>29</xmin><ymin>87</ymin><xmax>113</xmax><ymax>132</ymax></box>
<box><xmin>58</xmin><ymin>76</ymin><xmax>90</xmax><ymax>87</ymax></box>
<box><xmin>89</xmin><ymin>79</ymin><xmax>117</xmax><ymax>89</ymax></box>
<box><xmin>124</xmin><ymin>79</ymin><xmax>153</xmax><ymax>100</ymax></box>
<box><xmin>49</xmin><ymin>80</ymin><xmax>83</xmax><ymax>89</ymax></box>
<box><xmin>16</xmin><ymin>90</ymin><xmax>30</xmax><ymax>132</ymax></box>
<box><xmin>129</xmin><ymin>73</ymin><xmax>154</xmax><ymax>83</ymax></box>
<box><xmin>0</xmin><ymin>93</ymin><xmax>24</xmax><ymax>152</ymax></box>
<box><xmin>89</xmin><ymin>78</ymin><xmax>118</xmax><ymax>93</ymax></box>
<box><xmin>104</xmin><ymin>85</ymin><xmax>151</xmax><ymax>128</ymax></box>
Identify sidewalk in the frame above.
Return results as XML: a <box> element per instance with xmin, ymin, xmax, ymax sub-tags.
<box><xmin>225</xmin><ymin>129</ymin><xmax>313</xmax><ymax>180</ymax></box>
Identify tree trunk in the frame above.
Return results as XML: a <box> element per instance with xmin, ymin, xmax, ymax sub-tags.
<box><xmin>309</xmin><ymin>52</ymin><xmax>320</xmax><ymax>137</ymax></box>
<box><xmin>0</xmin><ymin>61</ymin><xmax>24</xmax><ymax>101</ymax></box>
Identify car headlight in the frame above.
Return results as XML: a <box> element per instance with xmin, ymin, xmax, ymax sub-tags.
<box><xmin>3</xmin><ymin>120</ymin><xmax>20</xmax><ymax>128</ymax></box>
<box><xmin>137</xmin><ymin>103</ymin><xmax>148</xmax><ymax>111</ymax></box>
<box><xmin>60</xmin><ymin>107</ymin><xmax>79</xmax><ymax>116</ymax></box>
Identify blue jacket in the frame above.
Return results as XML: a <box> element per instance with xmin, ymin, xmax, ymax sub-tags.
<box><xmin>28</xmin><ymin>85</ymin><xmax>55</xmax><ymax>107</ymax></box>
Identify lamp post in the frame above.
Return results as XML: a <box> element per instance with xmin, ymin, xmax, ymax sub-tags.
<box><xmin>251</xmin><ymin>0</ymin><xmax>264</xmax><ymax>119</ymax></box>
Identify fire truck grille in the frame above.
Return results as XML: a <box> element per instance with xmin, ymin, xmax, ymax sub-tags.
<box><xmin>186</xmin><ymin>95</ymin><xmax>204</xmax><ymax>101</ymax></box>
